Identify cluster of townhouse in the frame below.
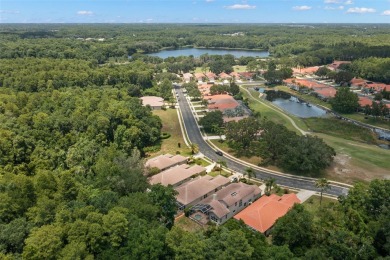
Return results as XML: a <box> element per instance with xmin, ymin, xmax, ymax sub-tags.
<box><xmin>285</xmin><ymin>61</ymin><xmax>390</xmax><ymax>110</ymax></box>
<box><xmin>145</xmin><ymin>154</ymin><xmax>301</xmax><ymax>234</ymax></box>
<box><xmin>183</xmin><ymin>71</ymin><xmax>255</xmax><ymax>122</ymax></box>
<box><xmin>183</xmin><ymin>71</ymin><xmax>254</xmax><ymax>84</ymax></box>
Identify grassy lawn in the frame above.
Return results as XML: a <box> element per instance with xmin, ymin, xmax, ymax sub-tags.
<box><xmin>303</xmin><ymin>195</ymin><xmax>337</xmax><ymax>220</ymax></box>
<box><xmin>316</xmin><ymin>133</ymin><xmax>390</xmax><ymax>171</ymax></box>
<box><xmin>151</xmin><ymin>108</ymin><xmax>192</xmax><ymax>157</ymax></box>
<box><xmin>174</xmin><ymin>216</ymin><xmax>205</xmax><ymax>232</ymax></box>
<box><xmin>233</xmin><ymin>65</ymin><xmax>247</xmax><ymax>72</ymax></box>
<box><xmin>303</xmin><ymin>117</ymin><xmax>378</xmax><ymax>144</ymax></box>
<box><xmin>340</xmin><ymin>113</ymin><xmax>390</xmax><ymax>130</ymax></box>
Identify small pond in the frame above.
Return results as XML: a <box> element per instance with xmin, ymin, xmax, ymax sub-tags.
<box><xmin>147</xmin><ymin>48</ymin><xmax>269</xmax><ymax>59</ymax></box>
<box><xmin>265</xmin><ymin>90</ymin><xmax>327</xmax><ymax>118</ymax></box>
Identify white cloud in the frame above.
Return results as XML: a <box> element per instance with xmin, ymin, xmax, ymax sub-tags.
<box><xmin>346</xmin><ymin>7</ymin><xmax>376</xmax><ymax>14</ymax></box>
<box><xmin>324</xmin><ymin>0</ymin><xmax>341</xmax><ymax>3</ymax></box>
<box><xmin>324</xmin><ymin>5</ymin><xmax>344</xmax><ymax>10</ymax></box>
<box><xmin>0</xmin><ymin>10</ymin><xmax>20</xmax><ymax>14</ymax></box>
<box><xmin>292</xmin><ymin>6</ymin><xmax>312</xmax><ymax>11</ymax></box>
<box><xmin>77</xmin><ymin>11</ymin><xmax>93</xmax><ymax>16</ymax></box>
<box><xmin>382</xmin><ymin>10</ymin><xmax>390</xmax><ymax>15</ymax></box>
<box><xmin>224</xmin><ymin>4</ymin><xmax>256</xmax><ymax>10</ymax></box>
<box><xmin>324</xmin><ymin>0</ymin><xmax>352</xmax><ymax>4</ymax></box>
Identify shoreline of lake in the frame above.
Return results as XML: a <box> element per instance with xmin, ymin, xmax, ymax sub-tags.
<box><xmin>145</xmin><ymin>47</ymin><xmax>270</xmax><ymax>58</ymax></box>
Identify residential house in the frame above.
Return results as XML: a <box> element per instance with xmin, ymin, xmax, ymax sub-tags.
<box><xmin>175</xmin><ymin>175</ymin><xmax>230</xmax><ymax>210</ymax></box>
<box><xmin>198</xmin><ymin>83</ymin><xmax>213</xmax><ymax>97</ymax></box>
<box><xmin>205</xmin><ymin>72</ymin><xmax>217</xmax><ymax>83</ymax></box>
<box><xmin>183</xmin><ymin>73</ymin><xmax>193</xmax><ymax>83</ymax></box>
<box><xmin>350</xmin><ymin>78</ymin><xmax>367</xmax><ymax>89</ymax></box>
<box><xmin>292</xmin><ymin>66</ymin><xmax>320</xmax><ymax>76</ymax></box>
<box><xmin>239</xmin><ymin>72</ymin><xmax>254</xmax><ymax>81</ymax></box>
<box><xmin>207</xmin><ymin>94</ymin><xmax>240</xmax><ymax>112</ymax></box>
<box><xmin>234</xmin><ymin>193</ymin><xmax>301</xmax><ymax>235</ymax></box>
<box><xmin>191</xmin><ymin>182</ymin><xmax>262</xmax><ymax>225</ymax></box>
<box><xmin>219</xmin><ymin>72</ymin><xmax>232</xmax><ymax>80</ymax></box>
<box><xmin>140</xmin><ymin>96</ymin><xmax>164</xmax><ymax>110</ymax></box>
<box><xmin>358</xmin><ymin>96</ymin><xmax>373</xmax><ymax>108</ymax></box>
<box><xmin>149</xmin><ymin>164</ymin><xmax>206</xmax><ymax>188</ymax></box>
<box><xmin>313</xmin><ymin>87</ymin><xmax>337</xmax><ymax>100</ymax></box>
<box><xmin>145</xmin><ymin>154</ymin><xmax>187</xmax><ymax>172</ymax></box>
<box><xmin>328</xmin><ymin>60</ymin><xmax>351</xmax><ymax>71</ymax></box>
<box><xmin>230</xmin><ymin>71</ymin><xmax>241</xmax><ymax>80</ymax></box>
<box><xmin>194</xmin><ymin>73</ymin><xmax>205</xmax><ymax>83</ymax></box>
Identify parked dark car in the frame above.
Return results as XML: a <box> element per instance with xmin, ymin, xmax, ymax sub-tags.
<box><xmin>215</xmin><ymin>150</ymin><xmax>223</xmax><ymax>156</ymax></box>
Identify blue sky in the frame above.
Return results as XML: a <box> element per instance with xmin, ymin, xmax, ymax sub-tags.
<box><xmin>1</xmin><ymin>0</ymin><xmax>389</xmax><ymax>23</ymax></box>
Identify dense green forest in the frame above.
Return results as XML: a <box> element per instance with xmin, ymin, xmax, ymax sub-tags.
<box><xmin>0</xmin><ymin>24</ymin><xmax>389</xmax><ymax>258</ymax></box>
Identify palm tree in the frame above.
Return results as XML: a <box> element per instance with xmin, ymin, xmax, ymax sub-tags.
<box><xmin>315</xmin><ymin>178</ymin><xmax>331</xmax><ymax>206</ymax></box>
<box><xmin>245</xmin><ymin>167</ymin><xmax>255</xmax><ymax>182</ymax></box>
<box><xmin>265</xmin><ymin>178</ymin><xmax>276</xmax><ymax>196</ymax></box>
<box><xmin>190</xmin><ymin>143</ymin><xmax>199</xmax><ymax>155</ymax></box>
<box><xmin>217</xmin><ymin>159</ymin><xmax>227</xmax><ymax>174</ymax></box>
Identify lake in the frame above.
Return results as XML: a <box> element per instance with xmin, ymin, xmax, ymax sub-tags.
<box><xmin>272</xmin><ymin>97</ymin><xmax>327</xmax><ymax>118</ymax></box>
<box><xmin>147</xmin><ymin>48</ymin><xmax>269</xmax><ymax>59</ymax></box>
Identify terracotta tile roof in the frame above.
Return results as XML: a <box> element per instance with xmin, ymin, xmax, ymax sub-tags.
<box><xmin>194</xmin><ymin>73</ymin><xmax>205</xmax><ymax>80</ymax></box>
<box><xmin>230</xmin><ymin>72</ymin><xmax>241</xmax><ymax>78</ymax></box>
<box><xmin>175</xmin><ymin>175</ymin><xmax>230</xmax><ymax>206</ymax></box>
<box><xmin>219</xmin><ymin>72</ymin><xmax>232</xmax><ymax>79</ymax></box>
<box><xmin>239</xmin><ymin>72</ymin><xmax>254</xmax><ymax>79</ymax></box>
<box><xmin>359</xmin><ymin>97</ymin><xmax>373</xmax><ymax>107</ymax></box>
<box><xmin>284</xmin><ymin>78</ymin><xmax>329</xmax><ymax>89</ymax></box>
<box><xmin>140</xmin><ymin>96</ymin><xmax>164</xmax><ymax>107</ymax></box>
<box><xmin>206</xmin><ymin>72</ymin><xmax>217</xmax><ymax>79</ymax></box>
<box><xmin>149</xmin><ymin>164</ymin><xmax>205</xmax><ymax>187</ymax></box>
<box><xmin>234</xmin><ymin>194</ymin><xmax>300</xmax><ymax>233</ymax></box>
<box><xmin>313</xmin><ymin>87</ymin><xmax>337</xmax><ymax>98</ymax></box>
<box><xmin>145</xmin><ymin>154</ymin><xmax>187</xmax><ymax>170</ymax></box>
<box><xmin>292</xmin><ymin>66</ymin><xmax>320</xmax><ymax>75</ymax></box>
<box><xmin>328</xmin><ymin>61</ymin><xmax>351</xmax><ymax>71</ymax></box>
<box><xmin>364</xmin><ymin>82</ymin><xmax>390</xmax><ymax>92</ymax></box>
<box><xmin>350</xmin><ymin>78</ymin><xmax>367</xmax><ymax>86</ymax></box>
<box><xmin>207</xmin><ymin>95</ymin><xmax>240</xmax><ymax>111</ymax></box>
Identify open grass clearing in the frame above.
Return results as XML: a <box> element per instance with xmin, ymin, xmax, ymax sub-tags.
<box><xmin>151</xmin><ymin>108</ymin><xmax>192</xmax><ymax>157</ymax></box>
<box><xmin>340</xmin><ymin>113</ymin><xmax>390</xmax><ymax>130</ymax></box>
<box><xmin>233</xmin><ymin>65</ymin><xmax>247</xmax><ymax>72</ymax></box>
<box><xmin>303</xmin><ymin>117</ymin><xmax>378</xmax><ymax>144</ymax></box>
<box><xmin>316</xmin><ymin>133</ymin><xmax>390</xmax><ymax>183</ymax></box>
<box><xmin>174</xmin><ymin>216</ymin><xmax>205</xmax><ymax>232</ymax></box>
<box><xmin>303</xmin><ymin>195</ymin><xmax>337</xmax><ymax>221</ymax></box>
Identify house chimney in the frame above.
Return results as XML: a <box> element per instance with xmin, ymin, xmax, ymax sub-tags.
<box><xmin>212</xmin><ymin>194</ymin><xmax>217</xmax><ymax>200</ymax></box>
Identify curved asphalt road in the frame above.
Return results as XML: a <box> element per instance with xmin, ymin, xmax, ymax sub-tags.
<box><xmin>174</xmin><ymin>85</ymin><xmax>350</xmax><ymax>197</ymax></box>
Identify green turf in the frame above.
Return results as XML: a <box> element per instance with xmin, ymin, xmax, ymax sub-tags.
<box><xmin>303</xmin><ymin>117</ymin><xmax>378</xmax><ymax>144</ymax></box>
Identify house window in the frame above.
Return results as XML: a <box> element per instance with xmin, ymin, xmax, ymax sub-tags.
<box><xmin>244</xmin><ymin>202</ymin><xmax>247</xmax><ymax>206</ymax></box>
<box><xmin>239</xmin><ymin>200</ymin><xmax>242</xmax><ymax>207</ymax></box>
<box><xmin>235</xmin><ymin>202</ymin><xmax>237</xmax><ymax>206</ymax></box>
<box><xmin>204</xmin><ymin>194</ymin><xmax>208</xmax><ymax>199</ymax></box>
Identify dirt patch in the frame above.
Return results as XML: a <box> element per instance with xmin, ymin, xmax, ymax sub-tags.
<box><xmin>327</xmin><ymin>153</ymin><xmax>390</xmax><ymax>184</ymax></box>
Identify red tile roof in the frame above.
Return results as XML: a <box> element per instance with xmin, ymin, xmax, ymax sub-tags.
<box><xmin>207</xmin><ymin>94</ymin><xmax>239</xmax><ymax>111</ymax></box>
<box><xmin>328</xmin><ymin>61</ymin><xmax>351</xmax><ymax>71</ymax></box>
<box><xmin>359</xmin><ymin>97</ymin><xmax>373</xmax><ymax>107</ymax></box>
<box><xmin>284</xmin><ymin>78</ymin><xmax>329</xmax><ymax>89</ymax></box>
<box><xmin>219</xmin><ymin>72</ymin><xmax>232</xmax><ymax>79</ymax></box>
<box><xmin>292</xmin><ymin>66</ymin><xmax>320</xmax><ymax>75</ymax></box>
<box><xmin>234</xmin><ymin>194</ymin><xmax>300</xmax><ymax>233</ymax></box>
<box><xmin>350</xmin><ymin>78</ymin><xmax>367</xmax><ymax>87</ymax></box>
<box><xmin>313</xmin><ymin>87</ymin><xmax>337</xmax><ymax>98</ymax></box>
